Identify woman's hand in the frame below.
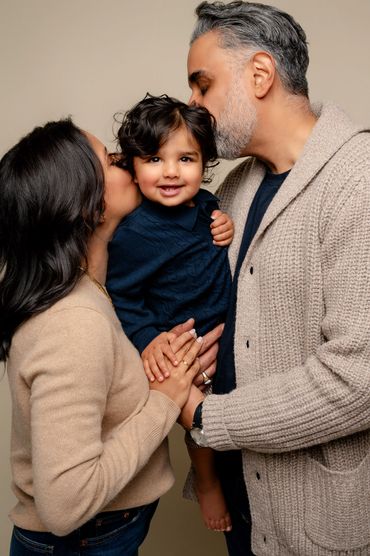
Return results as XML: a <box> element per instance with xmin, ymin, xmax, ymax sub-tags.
<box><xmin>141</xmin><ymin>319</ymin><xmax>197</xmax><ymax>382</ymax></box>
<box><xmin>210</xmin><ymin>210</ymin><xmax>234</xmax><ymax>246</ymax></box>
<box><xmin>149</xmin><ymin>332</ymin><xmax>203</xmax><ymax>408</ymax></box>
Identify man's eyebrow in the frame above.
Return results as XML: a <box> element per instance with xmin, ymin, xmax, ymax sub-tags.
<box><xmin>188</xmin><ymin>70</ymin><xmax>207</xmax><ymax>84</ymax></box>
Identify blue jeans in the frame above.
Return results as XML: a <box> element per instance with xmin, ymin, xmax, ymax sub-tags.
<box><xmin>9</xmin><ymin>500</ymin><xmax>158</xmax><ymax>556</ymax></box>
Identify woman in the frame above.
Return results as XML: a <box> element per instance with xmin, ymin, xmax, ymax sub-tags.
<box><xmin>0</xmin><ymin>118</ymin><xmax>203</xmax><ymax>555</ymax></box>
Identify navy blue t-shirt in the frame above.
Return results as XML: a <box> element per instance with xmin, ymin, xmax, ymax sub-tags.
<box><xmin>107</xmin><ymin>188</ymin><xmax>232</xmax><ymax>353</ymax></box>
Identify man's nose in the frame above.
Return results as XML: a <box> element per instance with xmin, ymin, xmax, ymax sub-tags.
<box><xmin>188</xmin><ymin>91</ymin><xmax>200</xmax><ymax>107</ymax></box>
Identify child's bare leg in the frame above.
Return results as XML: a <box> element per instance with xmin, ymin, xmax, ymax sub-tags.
<box><xmin>188</xmin><ymin>444</ymin><xmax>232</xmax><ymax>532</ymax></box>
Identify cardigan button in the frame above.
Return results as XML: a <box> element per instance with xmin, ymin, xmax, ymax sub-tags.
<box><xmin>250</xmin><ymin>266</ymin><xmax>254</xmax><ymax>274</ymax></box>
<box><xmin>246</xmin><ymin>340</ymin><xmax>250</xmax><ymax>348</ymax></box>
<box><xmin>256</xmin><ymin>471</ymin><xmax>261</xmax><ymax>480</ymax></box>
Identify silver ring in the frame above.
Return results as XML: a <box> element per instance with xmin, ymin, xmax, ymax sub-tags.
<box><xmin>201</xmin><ymin>371</ymin><xmax>212</xmax><ymax>385</ymax></box>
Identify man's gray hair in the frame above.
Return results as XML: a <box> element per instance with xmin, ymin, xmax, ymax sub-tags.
<box><xmin>191</xmin><ymin>1</ymin><xmax>309</xmax><ymax>97</ymax></box>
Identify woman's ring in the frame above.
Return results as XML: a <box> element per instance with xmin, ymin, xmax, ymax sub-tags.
<box><xmin>201</xmin><ymin>371</ymin><xmax>212</xmax><ymax>385</ymax></box>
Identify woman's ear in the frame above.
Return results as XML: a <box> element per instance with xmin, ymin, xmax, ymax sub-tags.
<box><xmin>249</xmin><ymin>51</ymin><xmax>276</xmax><ymax>99</ymax></box>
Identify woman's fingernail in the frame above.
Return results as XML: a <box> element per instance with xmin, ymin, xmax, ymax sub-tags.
<box><xmin>189</xmin><ymin>328</ymin><xmax>197</xmax><ymax>338</ymax></box>
<box><xmin>196</xmin><ymin>336</ymin><xmax>203</xmax><ymax>343</ymax></box>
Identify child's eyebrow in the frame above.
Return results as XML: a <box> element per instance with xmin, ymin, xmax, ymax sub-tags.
<box><xmin>181</xmin><ymin>150</ymin><xmax>200</xmax><ymax>156</ymax></box>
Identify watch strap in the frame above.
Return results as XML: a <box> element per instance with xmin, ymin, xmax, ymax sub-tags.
<box><xmin>192</xmin><ymin>401</ymin><xmax>203</xmax><ymax>429</ymax></box>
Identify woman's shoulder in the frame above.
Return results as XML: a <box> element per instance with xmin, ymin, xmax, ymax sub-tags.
<box><xmin>14</xmin><ymin>275</ymin><xmax>121</xmax><ymax>346</ymax></box>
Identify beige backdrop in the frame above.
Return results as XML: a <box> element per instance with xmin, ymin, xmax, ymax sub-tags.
<box><xmin>0</xmin><ymin>1</ymin><xmax>369</xmax><ymax>555</ymax></box>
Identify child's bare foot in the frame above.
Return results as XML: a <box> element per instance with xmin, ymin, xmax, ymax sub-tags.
<box><xmin>195</xmin><ymin>479</ymin><xmax>232</xmax><ymax>532</ymax></box>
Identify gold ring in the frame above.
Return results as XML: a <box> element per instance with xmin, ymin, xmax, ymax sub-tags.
<box><xmin>201</xmin><ymin>371</ymin><xmax>212</xmax><ymax>385</ymax></box>
<box><xmin>181</xmin><ymin>359</ymin><xmax>189</xmax><ymax>367</ymax></box>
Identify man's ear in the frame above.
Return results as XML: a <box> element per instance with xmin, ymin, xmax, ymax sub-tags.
<box><xmin>248</xmin><ymin>51</ymin><xmax>276</xmax><ymax>99</ymax></box>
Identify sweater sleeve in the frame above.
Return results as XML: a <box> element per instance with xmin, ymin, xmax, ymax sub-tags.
<box><xmin>28</xmin><ymin>307</ymin><xmax>180</xmax><ymax>536</ymax></box>
<box><xmin>107</xmin><ymin>226</ymin><xmax>164</xmax><ymax>352</ymax></box>
<box><xmin>203</xmin><ymin>176</ymin><xmax>370</xmax><ymax>453</ymax></box>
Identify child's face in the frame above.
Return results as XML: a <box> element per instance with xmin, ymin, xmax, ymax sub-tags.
<box><xmin>133</xmin><ymin>125</ymin><xmax>203</xmax><ymax>207</ymax></box>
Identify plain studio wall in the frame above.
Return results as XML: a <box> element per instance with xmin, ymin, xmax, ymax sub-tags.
<box><xmin>0</xmin><ymin>1</ymin><xmax>369</xmax><ymax>554</ymax></box>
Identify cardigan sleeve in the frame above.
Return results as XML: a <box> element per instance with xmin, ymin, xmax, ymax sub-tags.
<box><xmin>202</xmin><ymin>175</ymin><xmax>370</xmax><ymax>453</ymax></box>
<box><xmin>27</xmin><ymin>307</ymin><xmax>179</xmax><ymax>536</ymax></box>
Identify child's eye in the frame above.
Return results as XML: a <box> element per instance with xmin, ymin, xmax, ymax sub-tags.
<box><xmin>180</xmin><ymin>156</ymin><xmax>192</xmax><ymax>162</ymax></box>
<box><xmin>148</xmin><ymin>156</ymin><xmax>160</xmax><ymax>163</ymax></box>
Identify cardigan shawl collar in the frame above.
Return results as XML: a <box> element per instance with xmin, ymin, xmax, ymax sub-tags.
<box><xmin>224</xmin><ymin>102</ymin><xmax>369</xmax><ymax>276</ymax></box>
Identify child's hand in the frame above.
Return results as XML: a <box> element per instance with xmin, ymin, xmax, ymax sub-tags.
<box><xmin>210</xmin><ymin>210</ymin><xmax>234</xmax><ymax>246</ymax></box>
<box><xmin>141</xmin><ymin>332</ymin><xmax>179</xmax><ymax>383</ymax></box>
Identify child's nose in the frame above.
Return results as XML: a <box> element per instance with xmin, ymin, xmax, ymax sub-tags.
<box><xmin>163</xmin><ymin>160</ymin><xmax>179</xmax><ymax>179</ymax></box>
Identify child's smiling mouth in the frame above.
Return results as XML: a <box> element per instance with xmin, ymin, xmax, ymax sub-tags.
<box><xmin>158</xmin><ymin>185</ymin><xmax>184</xmax><ymax>196</ymax></box>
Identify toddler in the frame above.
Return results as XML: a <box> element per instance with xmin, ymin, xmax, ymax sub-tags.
<box><xmin>107</xmin><ymin>94</ymin><xmax>232</xmax><ymax>531</ymax></box>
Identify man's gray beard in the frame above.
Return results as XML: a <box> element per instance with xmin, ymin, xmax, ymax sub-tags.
<box><xmin>215</xmin><ymin>85</ymin><xmax>257</xmax><ymax>160</ymax></box>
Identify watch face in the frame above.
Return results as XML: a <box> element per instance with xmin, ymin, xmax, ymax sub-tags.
<box><xmin>190</xmin><ymin>427</ymin><xmax>208</xmax><ymax>447</ymax></box>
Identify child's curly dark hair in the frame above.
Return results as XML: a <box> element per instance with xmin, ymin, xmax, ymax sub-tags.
<box><xmin>116</xmin><ymin>93</ymin><xmax>218</xmax><ymax>184</ymax></box>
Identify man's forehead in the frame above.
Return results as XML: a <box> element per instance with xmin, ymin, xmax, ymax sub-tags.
<box><xmin>188</xmin><ymin>31</ymin><xmax>226</xmax><ymax>76</ymax></box>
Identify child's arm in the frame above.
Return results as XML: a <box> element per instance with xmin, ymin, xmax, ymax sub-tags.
<box><xmin>210</xmin><ymin>209</ymin><xmax>234</xmax><ymax>246</ymax></box>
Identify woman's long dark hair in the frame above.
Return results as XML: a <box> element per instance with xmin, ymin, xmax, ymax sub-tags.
<box><xmin>0</xmin><ymin>118</ymin><xmax>105</xmax><ymax>361</ymax></box>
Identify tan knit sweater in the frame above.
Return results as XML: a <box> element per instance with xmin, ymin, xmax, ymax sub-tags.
<box><xmin>7</xmin><ymin>275</ymin><xmax>180</xmax><ymax>536</ymax></box>
<box><xmin>199</xmin><ymin>103</ymin><xmax>370</xmax><ymax>555</ymax></box>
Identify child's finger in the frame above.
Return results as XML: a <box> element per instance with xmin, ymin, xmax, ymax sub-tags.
<box><xmin>210</xmin><ymin>215</ymin><xmax>228</xmax><ymax>228</ymax></box>
<box><xmin>213</xmin><ymin>239</ymin><xmax>230</xmax><ymax>247</ymax></box>
<box><xmin>213</xmin><ymin>230</ymin><xmax>233</xmax><ymax>242</ymax></box>
<box><xmin>154</xmin><ymin>348</ymin><xmax>171</xmax><ymax>378</ymax></box>
<box><xmin>211</xmin><ymin>223</ymin><xmax>231</xmax><ymax>236</ymax></box>
<box><xmin>143</xmin><ymin>359</ymin><xmax>156</xmax><ymax>383</ymax></box>
<box><xmin>210</xmin><ymin>209</ymin><xmax>222</xmax><ymax>220</ymax></box>
<box><xmin>149</xmin><ymin>355</ymin><xmax>165</xmax><ymax>382</ymax></box>
<box><xmin>161</xmin><ymin>344</ymin><xmax>178</xmax><ymax>367</ymax></box>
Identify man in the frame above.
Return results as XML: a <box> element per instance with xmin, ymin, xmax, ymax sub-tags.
<box><xmin>181</xmin><ymin>2</ymin><xmax>370</xmax><ymax>555</ymax></box>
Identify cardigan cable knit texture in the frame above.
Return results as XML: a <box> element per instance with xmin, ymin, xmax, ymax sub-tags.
<box><xmin>185</xmin><ymin>103</ymin><xmax>370</xmax><ymax>555</ymax></box>
<box><xmin>7</xmin><ymin>275</ymin><xmax>180</xmax><ymax>536</ymax></box>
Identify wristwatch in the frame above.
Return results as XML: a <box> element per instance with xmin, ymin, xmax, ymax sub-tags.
<box><xmin>189</xmin><ymin>402</ymin><xmax>209</xmax><ymax>447</ymax></box>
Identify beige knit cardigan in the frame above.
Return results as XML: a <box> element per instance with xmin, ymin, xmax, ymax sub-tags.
<box><xmin>200</xmin><ymin>103</ymin><xmax>370</xmax><ymax>555</ymax></box>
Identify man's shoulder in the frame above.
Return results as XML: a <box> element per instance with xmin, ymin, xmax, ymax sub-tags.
<box><xmin>216</xmin><ymin>157</ymin><xmax>262</xmax><ymax>202</ymax></box>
